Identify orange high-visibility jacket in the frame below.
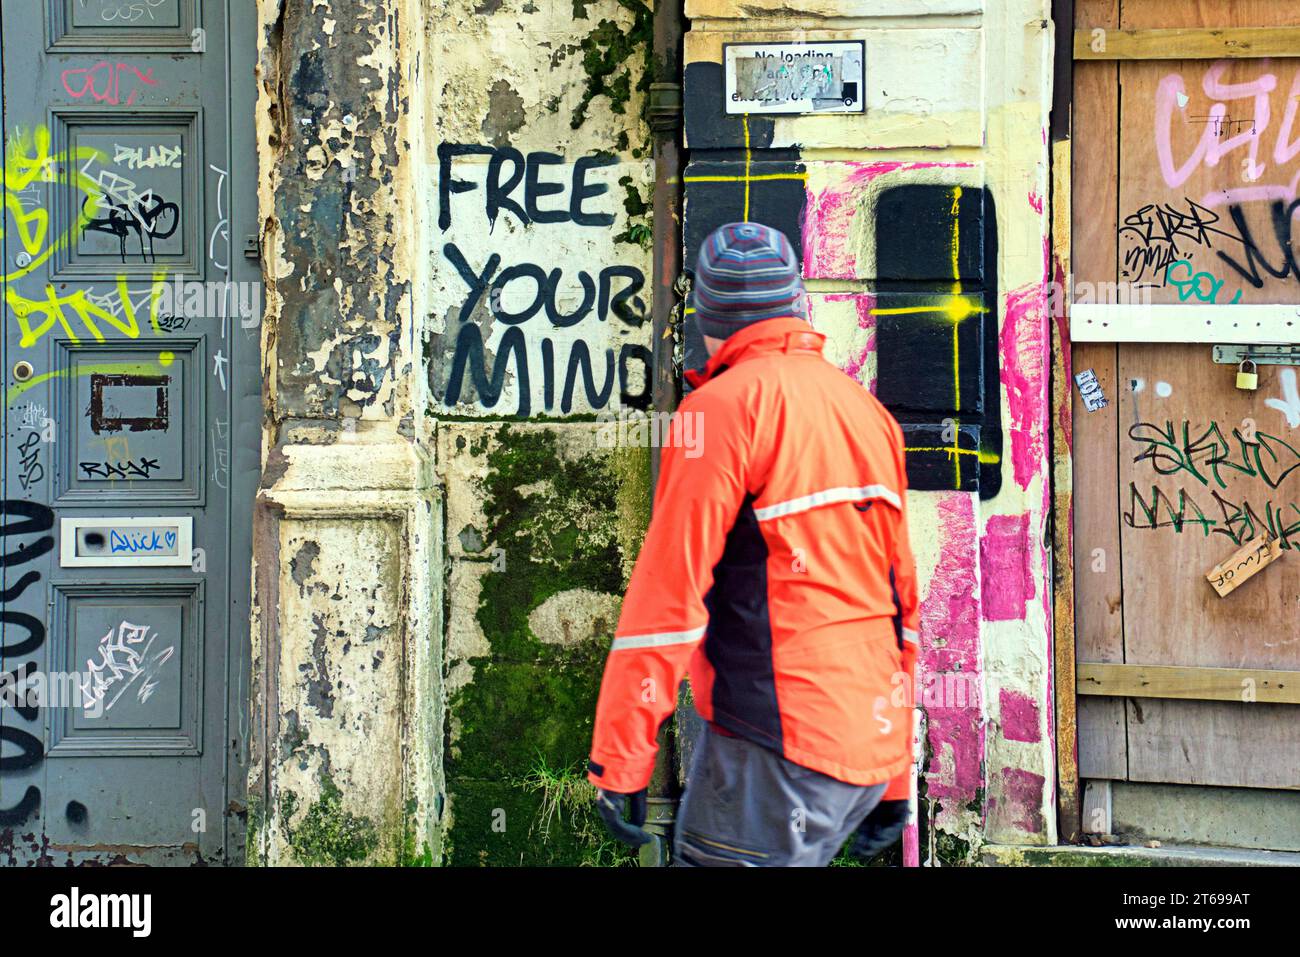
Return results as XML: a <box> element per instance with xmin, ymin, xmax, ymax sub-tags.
<box><xmin>588</xmin><ymin>317</ymin><xmax>920</xmax><ymax>797</ymax></box>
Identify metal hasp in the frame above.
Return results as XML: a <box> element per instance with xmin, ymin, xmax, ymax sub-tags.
<box><xmin>1212</xmin><ymin>344</ymin><xmax>1300</xmax><ymax>365</ymax></box>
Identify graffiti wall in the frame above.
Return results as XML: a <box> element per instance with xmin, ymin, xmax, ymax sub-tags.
<box><xmin>425</xmin><ymin>3</ymin><xmax>655</xmax><ymax>419</ymax></box>
<box><xmin>424</xmin><ymin>0</ymin><xmax>656</xmax><ymax>865</ymax></box>
<box><xmin>431</xmin><ymin>145</ymin><xmax>653</xmax><ymax>417</ymax></box>
<box><xmin>247</xmin><ymin>0</ymin><xmax>1056</xmax><ymax>866</ymax></box>
<box><xmin>682</xmin><ymin>0</ymin><xmax>1056</xmax><ymax>855</ymax></box>
<box><xmin>1126</xmin><ymin>60</ymin><xmax>1300</xmax><ymax>300</ymax></box>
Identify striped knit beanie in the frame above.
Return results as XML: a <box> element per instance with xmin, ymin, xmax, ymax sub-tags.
<box><xmin>692</xmin><ymin>222</ymin><xmax>807</xmax><ymax>340</ymax></box>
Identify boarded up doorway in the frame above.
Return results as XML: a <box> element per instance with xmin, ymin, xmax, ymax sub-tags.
<box><xmin>1071</xmin><ymin>0</ymin><xmax>1300</xmax><ymax>848</ymax></box>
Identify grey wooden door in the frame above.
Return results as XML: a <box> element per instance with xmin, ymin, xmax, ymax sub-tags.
<box><xmin>1</xmin><ymin>0</ymin><xmax>259</xmax><ymax>865</ymax></box>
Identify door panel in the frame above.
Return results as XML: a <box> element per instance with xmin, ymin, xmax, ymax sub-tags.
<box><xmin>1</xmin><ymin>0</ymin><xmax>258</xmax><ymax>864</ymax></box>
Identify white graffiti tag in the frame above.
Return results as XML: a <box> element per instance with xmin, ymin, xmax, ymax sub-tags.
<box><xmin>1267</xmin><ymin>368</ymin><xmax>1300</xmax><ymax>429</ymax></box>
<box><xmin>15</xmin><ymin>401</ymin><xmax>48</xmax><ymax>430</ymax></box>
<box><xmin>208</xmin><ymin>164</ymin><xmax>230</xmax><ymax>270</ymax></box>
<box><xmin>82</xmin><ymin>621</ymin><xmax>175</xmax><ymax>715</ymax></box>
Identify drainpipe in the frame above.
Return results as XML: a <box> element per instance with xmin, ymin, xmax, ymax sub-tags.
<box><xmin>649</xmin><ymin>1</ymin><xmax>685</xmax><ymax>486</ymax></box>
<box><xmin>640</xmin><ymin>0</ymin><xmax>687</xmax><ymax>868</ymax></box>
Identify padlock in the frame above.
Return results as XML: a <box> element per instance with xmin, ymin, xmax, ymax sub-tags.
<box><xmin>1237</xmin><ymin>358</ymin><xmax>1259</xmax><ymax>390</ymax></box>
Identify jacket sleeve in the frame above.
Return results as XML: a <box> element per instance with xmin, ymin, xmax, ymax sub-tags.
<box><xmin>587</xmin><ymin>387</ymin><xmax>753</xmax><ymax>794</ymax></box>
<box><xmin>883</xmin><ymin>419</ymin><xmax>921</xmax><ymax>803</ymax></box>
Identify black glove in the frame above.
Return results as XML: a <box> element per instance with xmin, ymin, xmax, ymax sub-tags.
<box><xmin>848</xmin><ymin>800</ymin><xmax>909</xmax><ymax>860</ymax></box>
<box><xmin>594</xmin><ymin>788</ymin><xmax>652</xmax><ymax>848</ymax></box>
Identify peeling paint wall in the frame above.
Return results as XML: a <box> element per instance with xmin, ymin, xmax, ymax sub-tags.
<box><xmin>424</xmin><ymin>0</ymin><xmax>656</xmax><ymax>864</ymax></box>
<box><xmin>249</xmin><ymin>0</ymin><xmax>1056</xmax><ymax>867</ymax></box>
<box><xmin>250</xmin><ymin>0</ymin><xmax>655</xmax><ymax>867</ymax></box>
<box><xmin>682</xmin><ymin>0</ymin><xmax>1057</xmax><ymax>858</ymax></box>
<box><xmin>250</xmin><ymin>0</ymin><xmax>444</xmax><ymax>865</ymax></box>
<box><xmin>439</xmin><ymin>425</ymin><xmax>649</xmax><ymax>864</ymax></box>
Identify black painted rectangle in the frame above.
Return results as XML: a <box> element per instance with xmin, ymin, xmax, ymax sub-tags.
<box><xmin>901</xmin><ymin>422</ymin><xmax>981</xmax><ymax>493</ymax></box>
<box><xmin>874</xmin><ymin>292</ymin><xmax>985</xmax><ymax>415</ymax></box>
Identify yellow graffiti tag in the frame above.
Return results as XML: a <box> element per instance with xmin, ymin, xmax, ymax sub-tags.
<box><xmin>8</xmin><ymin>271</ymin><xmax>168</xmax><ymax>348</ymax></box>
<box><xmin>2</xmin><ymin>126</ymin><xmax>108</xmax><ymax>283</ymax></box>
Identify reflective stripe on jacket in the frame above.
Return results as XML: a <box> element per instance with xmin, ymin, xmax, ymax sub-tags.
<box><xmin>587</xmin><ymin>317</ymin><xmax>920</xmax><ymax>795</ymax></box>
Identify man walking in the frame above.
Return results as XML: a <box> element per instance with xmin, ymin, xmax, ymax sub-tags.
<box><xmin>588</xmin><ymin>222</ymin><xmax>920</xmax><ymax>866</ymax></box>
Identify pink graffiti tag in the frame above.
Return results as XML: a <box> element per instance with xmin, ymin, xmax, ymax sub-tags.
<box><xmin>61</xmin><ymin>61</ymin><xmax>158</xmax><ymax>107</ymax></box>
<box><xmin>1155</xmin><ymin>62</ymin><xmax>1300</xmax><ymax>208</ymax></box>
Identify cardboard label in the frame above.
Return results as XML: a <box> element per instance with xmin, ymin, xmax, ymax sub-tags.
<box><xmin>1206</xmin><ymin>533</ymin><xmax>1285</xmax><ymax>597</ymax></box>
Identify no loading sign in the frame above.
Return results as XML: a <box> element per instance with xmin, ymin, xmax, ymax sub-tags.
<box><xmin>724</xmin><ymin>41</ymin><xmax>866</xmax><ymax>115</ymax></box>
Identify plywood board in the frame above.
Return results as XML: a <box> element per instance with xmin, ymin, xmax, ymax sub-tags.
<box><xmin>1119</xmin><ymin>1</ymin><xmax>1299</xmax><ymax>31</ymax></box>
<box><xmin>1079</xmin><ymin>662</ymin><xmax>1300</xmax><ymax>703</ymax></box>
<box><xmin>1115</xmin><ymin>344</ymin><xmax>1300</xmax><ymax>669</ymax></box>
<box><xmin>1075</xmin><ymin>28</ymin><xmax>1300</xmax><ymax>61</ymax></box>
<box><xmin>1126</xmin><ymin>699</ymin><xmax>1300</xmax><ymax>790</ymax></box>
<box><xmin>1071</xmin><ymin>0</ymin><xmax>1129</xmax><ymax>782</ymax></box>
<box><xmin>1116</xmin><ymin>58</ymin><xmax>1300</xmax><ymax>311</ymax></box>
<box><xmin>1113</xmin><ymin>42</ymin><xmax>1300</xmax><ymax>790</ymax></box>
<box><xmin>1120</xmin><ymin>366</ymin><xmax>1300</xmax><ymax>785</ymax></box>
<box><xmin>1072</xmin><ymin>0</ymin><xmax>1300</xmax><ymax>792</ymax></box>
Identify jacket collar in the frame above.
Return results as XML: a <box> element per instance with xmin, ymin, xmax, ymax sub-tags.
<box><xmin>685</xmin><ymin>317</ymin><xmax>825</xmax><ymax>389</ymax></box>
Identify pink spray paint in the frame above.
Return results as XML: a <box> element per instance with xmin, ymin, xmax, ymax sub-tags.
<box><xmin>1000</xmin><ymin>280</ymin><xmax>1051</xmax><ymax>492</ymax></box>
<box><xmin>999</xmin><ymin>688</ymin><xmax>1041</xmax><ymax>743</ymax></box>
<box><xmin>916</xmin><ymin>492</ymin><xmax>984</xmax><ymax>832</ymax></box>
<box><xmin>802</xmin><ymin>161</ymin><xmax>975</xmax><ymax>279</ymax></box>
<box><xmin>999</xmin><ymin>768</ymin><xmax>1047</xmax><ymax>834</ymax></box>
<box><xmin>980</xmin><ymin>513</ymin><xmax>1035</xmax><ymax>621</ymax></box>
<box><xmin>61</xmin><ymin>61</ymin><xmax>158</xmax><ymax>107</ymax></box>
<box><xmin>1154</xmin><ymin>62</ymin><xmax>1300</xmax><ymax>207</ymax></box>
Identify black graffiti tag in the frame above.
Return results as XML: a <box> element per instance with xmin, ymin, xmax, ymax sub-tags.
<box><xmin>1124</xmin><ymin>482</ymin><xmax>1300</xmax><ymax>549</ymax></box>
<box><xmin>1118</xmin><ymin>198</ymin><xmax>1242</xmax><ymax>286</ymax></box>
<box><xmin>79</xmin><ymin>457</ymin><xmax>162</xmax><ymax>480</ymax></box>
<box><xmin>1216</xmin><ymin>199</ymin><xmax>1300</xmax><ymax>289</ymax></box>
<box><xmin>0</xmin><ymin>500</ymin><xmax>55</xmax><ymax>827</ymax></box>
<box><xmin>435</xmin><ymin>144</ymin><xmax>653</xmax><ymax>416</ymax></box>
<box><xmin>1129</xmin><ymin>419</ymin><xmax>1300</xmax><ymax>491</ymax></box>
<box><xmin>17</xmin><ymin>431</ymin><xmax>43</xmax><ymax>491</ymax></box>
<box><xmin>81</xmin><ymin>191</ymin><xmax>179</xmax><ymax>263</ymax></box>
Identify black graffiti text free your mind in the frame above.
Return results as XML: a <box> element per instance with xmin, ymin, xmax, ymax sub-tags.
<box><xmin>437</xmin><ymin>144</ymin><xmax>647</xmax><ymax>329</ymax></box>
<box><xmin>435</xmin><ymin>145</ymin><xmax>652</xmax><ymax>417</ymax></box>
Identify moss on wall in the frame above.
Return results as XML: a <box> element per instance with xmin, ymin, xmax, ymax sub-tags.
<box><xmin>444</xmin><ymin>426</ymin><xmax>647</xmax><ymax>866</ymax></box>
<box><xmin>614</xmin><ymin>173</ymin><xmax>653</xmax><ymax>249</ymax></box>
<box><xmin>400</xmin><ymin>798</ymin><xmax>436</xmax><ymax>866</ymax></box>
<box><xmin>572</xmin><ymin>0</ymin><xmax>653</xmax><ymax>131</ymax></box>
<box><xmin>278</xmin><ymin>772</ymin><xmax>381</xmax><ymax>866</ymax></box>
<box><xmin>245</xmin><ymin>796</ymin><xmax>264</xmax><ymax>867</ymax></box>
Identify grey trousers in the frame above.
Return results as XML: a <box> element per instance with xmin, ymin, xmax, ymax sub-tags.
<box><xmin>672</xmin><ymin>727</ymin><xmax>886</xmax><ymax>867</ymax></box>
